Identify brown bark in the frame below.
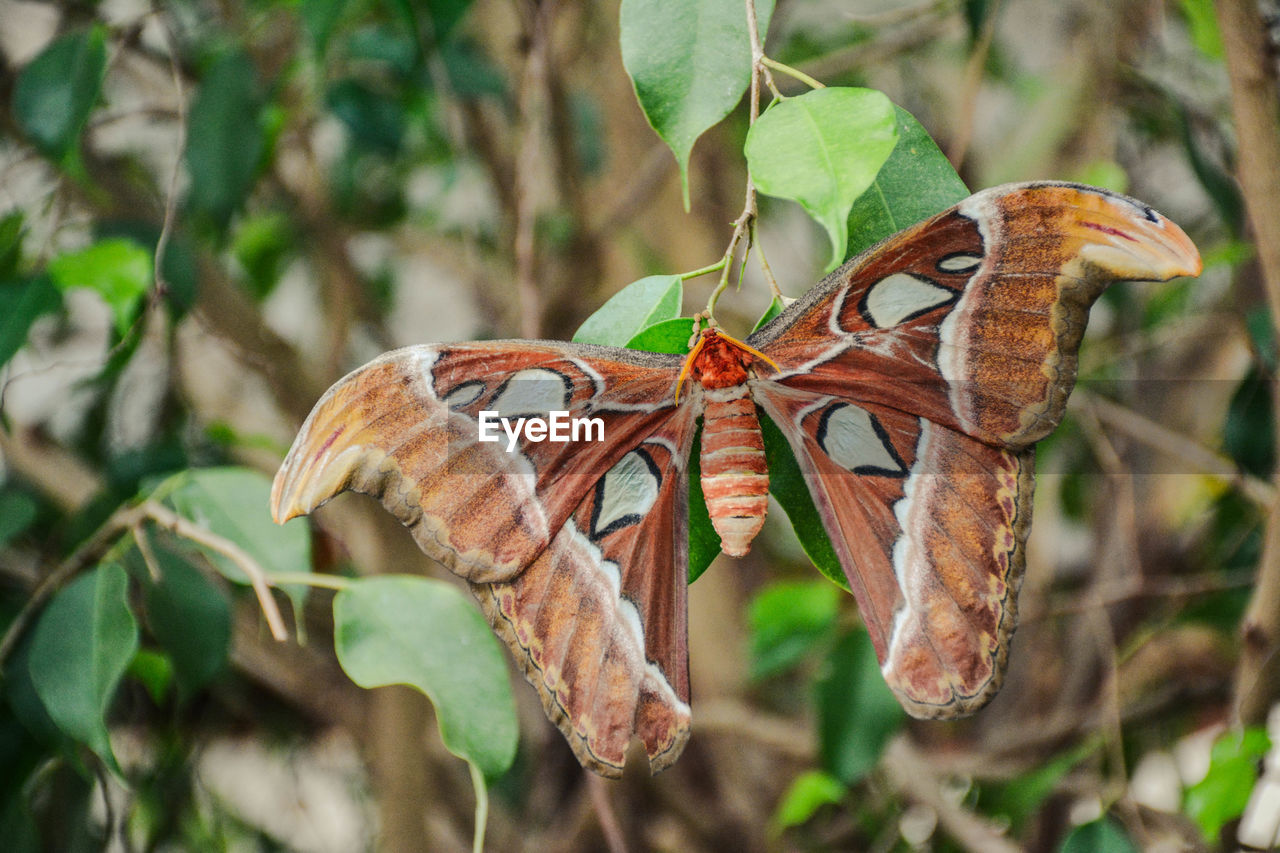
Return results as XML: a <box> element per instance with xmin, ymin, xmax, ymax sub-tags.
<box><xmin>1215</xmin><ymin>0</ymin><xmax>1280</xmax><ymax>725</ymax></box>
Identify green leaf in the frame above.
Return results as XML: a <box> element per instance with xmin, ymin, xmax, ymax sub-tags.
<box><xmin>685</xmin><ymin>428</ymin><xmax>719</xmax><ymax>583</ymax></box>
<box><xmin>620</xmin><ymin>0</ymin><xmax>775</xmax><ymax>207</ymax></box>
<box><xmin>159</xmin><ymin>467</ymin><xmax>312</xmax><ymax>613</ymax></box>
<box><xmin>303</xmin><ymin>0</ymin><xmax>350</xmax><ymax>54</ymax></box>
<box><xmin>1058</xmin><ymin>818</ymin><xmax>1138</xmax><ymax>853</ymax></box>
<box><xmin>1177</xmin><ymin>0</ymin><xmax>1224</xmax><ymax>59</ymax></box>
<box><xmin>334</xmin><ymin>576</ymin><xmax>518</xmax><ymax>779</ymax></box>
<box><xmin>748</xmin><ymin>580</ymin><xmax>840</xmax><ymax>679</ymax></box>
<box><xmin>624</xmin><ymin>316</ymin><xmax>695</xmax><ymax>355</ymax></box>
<box><xmin>573</xmin><ymin>275</ymin><xmax>683</xmax><ymax>346</ymax></box>
<box><xmin>760</xmin><ymin>413</ymin><xmax>847</xmax><ymax>589</ymax></box>
<box><xmin>424</xmin><ymin>0</ymin><xmax>474</xmax><ymax>41</ymax></box>
<box><xmin>127</xmin><ymin>649</ymin><xmax>174</xmax><ymax>705</ymax></box>
<box><xmin>752</xmin><ymin>295</ymin><xmax>786</xmax><ymax>332</ymax></box>
<box><xmin>0</xmin><ymin>211</ymin><xmax>25</xmax><ymax>278</ymax></box>
<box><xmin>326</xmin><ymin>78</ymin><xmax>406</xmax><ymax>156</ymax></box>
<box><xmin>746</xmin><ymin>88</ymin><xmax>898</xmax><ymax>270</ymax></box>
<box><xmin>13</xmin><ymin>27</ymin><xmax>107</xmax><ymax>163</ymax></box>
<box><xmin>232</xmin><ymin>212</ymin><xmax>295</xmax><ymax>300</ymax></box>
<box><xmin>773</xmin><ymin>770</ymin><xmax>846</xmax><ymax>831</ymax></box>
<box><xmin>47</xmin><ymin>239</ymin><xmax>152</xmax><ymax>336</ymax></box>
<box><xmin>815</xmin><ymin>628</ymin><xmax>904</xmax><ymax>784</ymax></box>
<box><xmin>186</xmin><ymin>51</ymin><xmax>265</xmax><ymax>227</ymax></box>
<box><xmin>0</xmin><ymin>490</ymin><xmax>39</xmax><ymax>547</ymax></box>
<box><xmin>29</xmin><ymin>563</ymin><xmax>139</xmax><ymax>774</ymax></box>
<box><xmin>142</xmin><ymin>541</ymin><xmax>232</xmax><ymax>698</ymax></box>
<box><xmin>1184</xmin><ymin>727</ymin><xmax>1271</xmax><ymax>841</ymax></box>
<box><xmin>0</xmin><ymin>274</ymin><xmax>61</xmax><ymax>369</ymax></box>
<box><xmin>845</xmin><ymin>106</ymin><xmax>968</xmax><ymax>259</ymax></box>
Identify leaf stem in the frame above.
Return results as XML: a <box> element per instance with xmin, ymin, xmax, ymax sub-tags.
<box><xmin>267</xmin><ymin>572</ymin><xmax>352</xmax><ymax>591</ymax></box>
<box><xmin>761</xmin><ymin>56</ymin><xmax>825</xmax><ymax>91</ymax></box>
<box><xmin>470</xmin><ymin>762</ymin><xmax>489</xmax><ymax>853</ymax></box>
<box><xmin>679</xmin><ymin>259</ymin><xmax>727</xmax><ymax>280</ymax></box>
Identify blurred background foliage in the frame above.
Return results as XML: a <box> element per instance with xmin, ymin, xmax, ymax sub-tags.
<box><xmin>1</xmin><ymin>0</ymin><xmax>1279</xmax><ymax>850</ymax></box>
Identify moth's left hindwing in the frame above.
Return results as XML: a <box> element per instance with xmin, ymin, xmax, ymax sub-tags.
<box><xmin>471</xmin><ymin>406</ymin><xmax>699</xmax><ymax>776</ymax></box>
<box><xmin>272</xmin><ymin>341</ymin><xmax>697</xmax><ymax>775</ymax></box>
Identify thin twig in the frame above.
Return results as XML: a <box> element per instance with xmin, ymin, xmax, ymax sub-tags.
<box><xmin>587</xmin><ymin>773</ymin><xmax>629</xmax><ymax>853</ymax></box>
<box><xmin>150</xmin><ymin>3</ymin><xmax>187</xmax><ymax>303</ymax></box>
<box><xmin>132</xmin><ymin>522</ymin><xmax>162</xmax><ymax>582</ymax></box>
<box><xmin>1216</xmin><ymin>0</ymin><xmax>1280</xmax><ymax>727</ymax></box>
<box><xmin>139</xmin><ymin>501</ymin><xmax>288</xmax><ymax>641</ymax></box>
<box><xmin>512</xmin><ymin>0</ymin><xmax>558</xmax><ymax>339</ymax></box>
<box><xmin>881</xmin><ymin>737</ymin><xmax>1022</xmax><ymax>853</ymax></box>
<box><xmin>1072</xmin><ymin>390</ymin><xmax>1276</xmax><ymax>508</ymax></box>
<box><xmin>946</xmin><ymin>0</ymin><xmax>1001</xmax><ymax>168</ymax></box>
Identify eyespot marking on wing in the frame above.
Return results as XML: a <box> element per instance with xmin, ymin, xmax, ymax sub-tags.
<box><xmin>489</xmin><ymin>368</ymin><xmax>575</xmax><ymax>419</ymax></box>
<box><xmin>443</xmin><ymin>380</ymin><xmax>485</xmax><ymax>409</ymax></box>
<box><xmin>815</xmin><ymin>403</ymin><xmax>908</xmax><ymax>477</ymax></box>
<box><xmin>591</xmin><ymin>449</ymin><xmax>662</xmax><ymax>539</ymax></box>
<box><xmin>936</xmin><ymin>252</ymin><xmax>983</xmax><ymax>274</ymax></box>
<box><xmin>859</xmin><ymin>273</ymin><xmax>957</xmax><ymax>329</ymax></box>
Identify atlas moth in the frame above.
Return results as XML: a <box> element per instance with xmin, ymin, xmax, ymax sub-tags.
<box><xmin>272</xmin><ymin>182</ymin><xmax>1201</xmax><ymax>777</ymax></box>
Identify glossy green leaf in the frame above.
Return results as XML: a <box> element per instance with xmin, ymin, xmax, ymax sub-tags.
<box><xmin>1058</xmin><ymin>818</ymin><xmax>1138</xmax><ymax>853</ymax></box>
<box><xmin>746</xmin><ymin>88</ymin><xmax>898</xmax><ymax>270</ymax></box>
<box><xmin>760</xmin><ymin>413</ymin><xmax>847</xmax><ymax>590</ymax></box>
<box><xmin>0</xmin><ymin>274</ymin><xmax>60</xmax><ymax>369</ymax></box>
<box><xmin>1184</xmin><ymin>727</ymin><xmax>1271</xmax><ymax>841</ymax></box>
<box><xmin>624</xmin><ymin>316</ymin><xmax>696</xmax><ymax>355</ymax></box>
<box><xmin>334</xmin><ymin>576</ymin><xmax>517</xmax><ymax>779</ymax></box>
<box><xmin>29</xmin><ymin>563</ymin><xmax>139</xmax><ymax>774</ymax></box>
<box><xmin>845</xmin><ymin>106</ymin><xmax>968</xmax><ymax>259</ymax></box>
<box><xmin>620</xmin><ymin>0</ymin><xmax>774</xmax><ymax>207</ymax></box>
<box><xmin>573</xmin><ymin>275</ymin><xmax>683</xmax><ymax>346</ymax></box>
<box><xmin>186</xmin><ymin>51</ymin><xmax>265</xmax><ymax>227</ymax></box>
<box><xmin>748</xmin><ymin>580</ymin><xmax>840</xmax><ymax>679</ymax></box>
<box><xmin>13</xmin><ymin>27</ymin><xmax>107</xmax><ymax>162</ymax></box>
<box><xmin>47</xmin><ymin>239</ymin><xmax>151</xmax><ymax>336</ymax></box>
<box><xmin>815</xmin><ymin>628</ymin><xmax>903</xmax><ymax>784</ymax></box>
<box><xmin>773</xmin><ymin>770</ymin><xmax>846</xmax><ymax>830</ymax></box>
<box><xmin>142</xmin><ymin>540</ymin><xmax>232</xmax><ymax>698</ymax></box>
<box><xmin>159</xmin><ymin>467</ymin><xmax>311</xmax><ymax>613</ymax></box>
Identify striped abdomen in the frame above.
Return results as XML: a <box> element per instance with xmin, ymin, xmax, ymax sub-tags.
<box><xmin>700</xmin><ymin>385</ymin><xmax>768</xmax><ymax>556</ymax></box>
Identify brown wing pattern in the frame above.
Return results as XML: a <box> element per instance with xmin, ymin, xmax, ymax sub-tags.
<box><xmin>271</xmin><ymin>341</ymin><xmax>699</xmax><ymax>774</ymax></box>
<box><xmin>471</xmin><ymin>406</ymin><xmax>699</xmax><ymax>776</ymax></box>
<box><xmin>750</xmin><ymin>182</ymin><xmax>1203</xmax><ymax>446</ymax></box>
<box><xmin>753</xmin><ymin>382</ymin><xmax>1031</xmax><ymax>716</ymax></box>
<box><xmin>272</xmin><ymin>342</ymin><xmax>684</xmax><ymax>583</ymax></box>
<box><xmin>748</xmin><ymin>183</ymin><xmax>1200</xmax><ymax>718</ymax></box>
